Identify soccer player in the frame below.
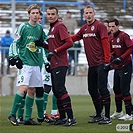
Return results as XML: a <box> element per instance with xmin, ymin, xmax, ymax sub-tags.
<box><xmin>45</xmin><ymin>7</ymin><xmax>77</xmax><ymax>126</ymax></box>
<box><xmin>89</xmin><ymin>19</ymin><xmax>113</xmax><ymax>118</ymax></box>
<box><xmin>17</xmin><ymin>11</ymin><xmax>59</xmax><ymax>124</ymax></box>
<box><xmin>109</xmin><ymin>19</ymin><xmax>133</xmax><ymax>120</ymax></box>
<box><xmin>8</xmin><ymin>4</ymin><xmax>46</xmax><ymax>126</ymax></box>
<box><xmin>37</xmin><ymin>11</ymin><xmax>60</xmax><ymax>122</ymax></box>
<box><xmin>71</xmin><ymin>5</ymin><xmax>111</xmax><ymax>125</ymax></box>
<box><xmin>42</xmin><ymin>49</ymin><xmax>60</xmax><ymax>122</ymax></box>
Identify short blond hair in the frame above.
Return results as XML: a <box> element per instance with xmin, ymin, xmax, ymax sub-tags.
<box><xmin>84</xmin><ymin>5</ymin><xmax>95</xmax><ymax>11</ymax></box>
<box><xmin>27</xmin><ymin>4</ymin><xmax>41</xmax><ymax>14</ymax></box>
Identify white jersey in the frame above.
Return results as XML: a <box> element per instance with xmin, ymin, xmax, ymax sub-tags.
<box><xmin>41</xmin><ymin>64</ymin><xmax>52</xmax><ymax>86</ymax></box>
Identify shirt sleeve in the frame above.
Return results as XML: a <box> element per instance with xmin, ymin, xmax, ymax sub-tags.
<box><xmin>101</xmin><ymin>38</ymin><xmax>111</xmax><ymax>63</ymax></box>
<box><xmin>42</xmin><ymin>48</ymin><xmax>49</xmax><ymax>64</ymax></box>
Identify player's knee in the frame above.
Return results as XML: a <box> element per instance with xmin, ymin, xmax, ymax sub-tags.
<box><xmin>27</xmin><ymin>88</ymin><xmax>35</xmax><ymax>97</ymax></box>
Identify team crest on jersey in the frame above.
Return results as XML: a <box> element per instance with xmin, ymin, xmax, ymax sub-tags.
<box><xmin>91</xmin><ymin>26</ymin><xmax>95</xmax><ymax>31</ymax></box>
<box><xmin>26</xmin><ymin>42</ymin><xmax>37</xmax><ymax>52</ymax></box>
<box><xmin>117</xmin><ymin>38</ymin><xmax>120</xmax><ymax>43</ymax></box>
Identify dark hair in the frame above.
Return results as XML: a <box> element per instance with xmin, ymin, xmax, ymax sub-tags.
<box><xmin>109</xmin><ymin>19</ymin><xmax>119</xmax><ymax>26</ymax></box>
<box><xmin>67</xmin><ymin>11</ymin><xmax>71</xmax><ymax>14</ymax></box>
<box><xmin>103</xmin><ymin>20</ymin><xmax>109</xmax><ymax>24</ymax></box>
<box><xmin>47</xmin><ymin>7</ymin><xmax>58</xmax><ymax>14</ymax></box>
<box><xmin>6</xmin><ymin>30</ymin><xmax>10</xmax><ymax>34</ymax></box>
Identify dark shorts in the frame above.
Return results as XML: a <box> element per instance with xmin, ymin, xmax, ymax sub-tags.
<box><xmin>88</xmin><ymin>64</ymin><xmax>110</xmax><ymax>99</ymax></box>
<box><xmin>113</xmin><ymin>62</ymin><xmax>132</xmax><ymax>96</ymax></box>
<box><xmin>51</xmin><ymin>66</ymin><xmax>68</xmax><ymax>98</ymax></box>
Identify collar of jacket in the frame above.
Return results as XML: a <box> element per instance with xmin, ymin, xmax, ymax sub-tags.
<box><xmin>50</xmin><ymin>20</ymin><xmax>58</xmax><ymax>27</ymax></box>
<box><xmin>114</xmin><ymin>30</ymin><xmax>121</xmax><ymax>38</ymax></box>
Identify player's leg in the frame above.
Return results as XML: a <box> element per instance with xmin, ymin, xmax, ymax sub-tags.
<box><xmin>87</xmin><ymin>67</ymin><xmax>103</xmax><ymax>123</ymax></box>
<box><xmin>43</xmin><ymin>84</ymin><xmax>54</xmax><ymax>123</ymax></box>
<box><xmin>42</xmin><ymin>71</ymin><xmax>55</xmax><ymax>122</ymax></box>
<box><xmin>49</xmin><ymin>94</ymin><xmax>60</xmax><ymax>120</ymax></box>
<box><xmin>35</xmin><ymin>87</ymin><xmax>44</xmax><ymax>123</ymax></box>
<box><xmin>118</xmin><ymin>63</ymin><xmax>132</xmax><ymax>121</ymax></box>
<box><xmin>110</xmin><ymin>69</ymin><xmax>123</xmax><ymax>119</ymax></box>
<box><xmin>17</xmin><ymin>91</ymin><xmax>27</xmax><ymax>124</ymax></box>
<box><xmin>8</xmin><ymin>67</ymin><xmax>31</xmax><ymax>126</ymax></box>
<box><xmin>50</xmin><ymin>66</ymin><xmax>77</xmax><ymax>126</ymax></box>
<box><xmin>96</xmin><ymin>64</ymin><xmax>112</xmax><ymax>125</ymax></box>
<box><xmin>8</xmin><ymin>86</ymin><xmax>28</xmax><ymax>126</ymax></box>
<box><xmin>24</xmin><ymin>66</ymin><xmax>43</xmax><ymax>125</ymax></box>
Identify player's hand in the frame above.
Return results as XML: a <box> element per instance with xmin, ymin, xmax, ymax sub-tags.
<box><xmin>47</xmin><ymin>51</ymin><xmax>56</xmax><ymax>61</ymax></box>
<box><xmin>113</xmin><ymin>57</ymin><xmax>123</xmax><ymax>64</ymax></box>
<box><xmin>103</xmin><ymin>63</ymin><xmax>110</xmax><ymax>71</ymax></box>
<box><xmin>45</xmin><ymin>63</ymin><xmax>51</xmax><ymax>73</ymax></box>
<box><xmin>15</xmin><ymin>57</ymin><xmax>23</xmax><ymax>69</ymax></box>
<box><xmin>8</xmin><ymin>57</ymin><xmax>16</xmax><ymax>66</ymax></box>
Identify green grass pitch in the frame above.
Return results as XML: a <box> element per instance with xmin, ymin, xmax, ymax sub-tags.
<box><xmin>0</xmin><ymin>95</ymin><xmax>132</xmax><ymax>133</ymax></box>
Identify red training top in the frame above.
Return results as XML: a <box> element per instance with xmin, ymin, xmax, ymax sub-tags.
<box><xmin>71</xmin><ymin>19</ymin><xmax>110</xmax><ymax>67</ymax></box>
<box><xmin>48</xmin><ymin>21</ymin><xmax>73</xmax><ymax>69</ymax></box>
<box><xmin>110</xmin><ymin>30</ymin><xmax>133</xmax><ymax>69</ymax></box>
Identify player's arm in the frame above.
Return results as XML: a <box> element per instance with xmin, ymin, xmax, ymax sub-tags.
<box><xmin>101</xmin><ymin>37</ymin><xmax>111</xmax><ymax>63</ymax></box>
<box><xmin>35</xmin><ymin>30</ymin><xmax>49</xmax><ymax>48</ymax></box>
<box><xmin>42</xmin><ymin>48</ymin><xmax>49</xmax><ymax>64</ymax></box>
<box><xmin>71</xmin><ymin>35</ymin><xmax>81</xmax><ymax>42</ymax></box>
<box><xmin>121</xmin><ymin>46</ymin><xmax>133</xmax><ymax>59</ymax></box>
<box><xmin>121</xmin><ymin>34</ymin><xmax>133</xmax><ymax>59</ymax></box>
<box><xmin>55</xmin><ymin>37</ymin><xmax>73</xmax><ymax>53</ymax></box>
<box><xmin>112</xmin><ymin>33</ymin><xmax>133</xmax><ymax>64</ymax></box>
<box><xmin>9</xmin><ymin>25</ymin><xmax>24</xmax><ymax>69</ymax></box>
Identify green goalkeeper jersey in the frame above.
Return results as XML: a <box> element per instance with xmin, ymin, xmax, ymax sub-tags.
<box><xmin>10</xmin><ymin>22</ymin><xmax>47</xmax><ymax>66</ymax></box>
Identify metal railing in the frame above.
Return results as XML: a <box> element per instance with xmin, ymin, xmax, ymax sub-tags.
<box><xmin>0</xmin><ymin>46</ymin><xmax>86</xmax><ymax>76</ymax></box>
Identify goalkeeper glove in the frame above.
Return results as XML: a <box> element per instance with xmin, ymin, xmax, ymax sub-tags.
<box><xmin>47</xmin><ymin>51</ymin><xmax>56</xmax><ymax>61</ymax></box>
<box><xmin>8</xmin><ymin>57</ymin><xmax>16</xmax><ymax>66</ymax></box>
<box><xmin>113</xmin><ymin>57</ymin><xmax>123</xmax><ymax>65</ymax></box>
<box><xmin>15</xmin><ymin>57</ymin><xmax>23</xmax><ymax>69</ymax></box>
<box><xmin>103</xmin><ymin>63</ymin><xmax>110</xmax><ymax>71</ymax></box>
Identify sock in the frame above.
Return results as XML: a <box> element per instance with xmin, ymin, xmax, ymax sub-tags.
<box><xmin>103</xmin><ymin>96</ymin><xmax>111</xmax><ymax>118</ymax></box>
<box><xmin>61</xmin><ymin>93</ymin><xmax>73</xmax><ymax>119</ymax></box>
<box><xmin>17</xmin><ymin>91</ymin><xmax>27</xmax><ymax>118</ymax></box>
<box><xmin>131</xmin><ymin>105</ymin><xmax>133</xmax><ymax>114</ymax></box>
<box><xmin>115</xmin><ymin>94</ymin><xmax>123</xmax><ymax>112</ymax></box>
<box><xmin>57</xmin><ymin>98</ymin><xmax>66</xmax><ymax>120</ymax></box>
<box><xmin>92</xmin><ymin>96</ymin><xmax>102</xmax><ymax>117</ymax></box>
<box><xmin>51</xmin><ymin>110</ymin><xmax>58</xmax><ymax>115</ymax></box>
<box><xmin>100</xmin><ymin>95</ymin><xmax>104</xmax><ymax>112</ymax></box>
<box><xmin>9</xmin><ymin>92</ymin><xmax>24</xmax><ymax>116</ymax></box>
<box><xmin>17</xmin><ymin>98</ymin><xmax>25</xmax><ymax>118</ymax></box>
<box><xmin>43</xmin><ymin>92</ymin><xmax>49</xmax><ymax>114</ymax></box>
<box><xmin>51</xmin><ymin>94</ymin><xmax>58</xmax><ymax>114</ymax></box>
<box><xmin>35</xmin><ymin>96</ymin><xmax>44</xmax><ymax>119</ymax></box>
<box><xmin>123</xmin><ymin>95</ymin><xmax>132</xmax><ymax>115</ymax></box>
<box><xmin>24</xmin><ymin>96</ymin><xmax>34</xmax><ymax>121</ymax></box>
